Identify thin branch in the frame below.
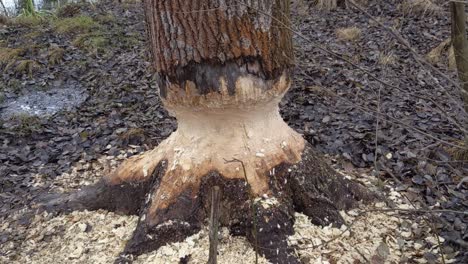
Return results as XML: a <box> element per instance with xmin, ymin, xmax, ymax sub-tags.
<box><xmin>0</xmin><ymin>0</ymin><xmax>7</xmax><ymax>15</ymax></box>
<box><xmin>364</xmin><ymin>207</ymin><xmax>468</xmax><ymax>216</ymax></box>
<box><xmin>374</xmin><ymin>63</ymin><xmax>385</xmax><ymax>175</ymax></box>
<box><xmin>223</xmin><ymin>158</ymin><xmax>258</xmax><ymax>264</ymax></box>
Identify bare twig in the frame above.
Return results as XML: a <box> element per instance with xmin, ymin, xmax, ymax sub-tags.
<box><xmin>448</xmin><ymin>237</ymin><xmax>468</xmax><ymax>249</ymax></box>
<box><xmin>0</xmin><ymin>0</ymin><xmax>7</xmax><ymax>15</ymax></box>
<box><xmin>224</xmin><ymin>158</ymin><xmax>258</xmax><ymax>264</ymax></box>
<box><xmin>373</xmin><ymin>60</ymin><xmax>386</xmax><ymax>175</ymax></box>
<box><xmin>457</xmin><ymin>176</ymin><xmax>468</xmax><ymax>189</ymax></box>
<box><xmin>364</xmin><ymin>207</ymin><xmax>468</xmax><ymax>216</ymax></box>
<box><xmin>379</xmin><ymin>162</ymin><xmax>404</xmax><ymax>185</ymax></box>
<box><xmin>208</xmin><ymin>186</ymin><xmax>222</xmax><ymax>264</ymax></box>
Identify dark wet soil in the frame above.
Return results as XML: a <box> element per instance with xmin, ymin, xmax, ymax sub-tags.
<box><xmin>0</xmin><ymin>0</ymin><xmax>466</xmax><ymax>262</ymax></box>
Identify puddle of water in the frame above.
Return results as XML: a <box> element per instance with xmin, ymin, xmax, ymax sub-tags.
<box><xmin>0</xmin><ymin>86</ymin><xmax>88</xmax><ymax>120</ymax></box>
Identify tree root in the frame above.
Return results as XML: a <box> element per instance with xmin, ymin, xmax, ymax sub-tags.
<box><xmin>36</xmin><ymin>143</ymin><xmax>373</xmax><ymax>264</ymax></box>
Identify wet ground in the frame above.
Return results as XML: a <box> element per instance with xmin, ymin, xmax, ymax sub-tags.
<box><xmin>0</xmin><ymin>0</ymin><xmax>467</xmax><ymax>262</ymax></box>
<box><xmin>0</xmin><ymin>85</ymin><xmax>88</xmax><ymax>119</ymax></box>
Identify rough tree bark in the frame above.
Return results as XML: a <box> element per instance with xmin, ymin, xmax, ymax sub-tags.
<box><xmin>450</xmin><ymin>2</ymin><xmax>468</xmax><ymax>159</ymax></box>
<box><xmin>40</xmin><ymin>1</ymin><xmax>372</xmax><ymax>263</ymax></box>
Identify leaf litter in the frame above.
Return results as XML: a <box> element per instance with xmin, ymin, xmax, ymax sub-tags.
<box><xmin>0</xmin><ymin>154</ymin><xmax>460</xmax><ymax>263</ymax></box>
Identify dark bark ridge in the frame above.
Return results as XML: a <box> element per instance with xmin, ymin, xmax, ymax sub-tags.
<box><xmin>39</xmin><ymin>143</ymin><xmax>372</xmax><ymax>264</ymax></box>
<box><xmin>158</xmin><ymin>58</ymin><xmax>291</xmax><ymax>98</ymax></box>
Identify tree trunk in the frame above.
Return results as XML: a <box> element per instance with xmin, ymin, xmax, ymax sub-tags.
<box><xmin>451</xmin><ymin>1</ymin><xmax>468</xmax><ymax>112</ymax></box>
<box><xmin>39</xmin><ymin>1</ymin><xmax>372</xmax><ymax>263</ymax></box>
<box><xmin>450</xmin><ymin>2</ymin><xmax>468</xmax><ymax>159</ymax></box>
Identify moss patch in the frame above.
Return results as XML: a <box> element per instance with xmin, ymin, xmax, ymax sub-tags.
<box><xmin>54</xmin><ymin>16</ymin><xmax>99</xmax><ymax>34</ymax></box>
<box><xmin>6</xmin><ymin>114</ymin><xmax>43</xmax><ymax>137</ymax></box>
<box><xmin>96</xmin><ymin>13</ymin><xmax>116</xmax><ymax>24</ymax></box>
<box><xmin>73</xmin><ymin>33</ymin><xmax>109</xmax><ymax>54</ymax></box>
<box><xmin>13</xmin><ymin>15</ymin><xmax>46</xmax><ymax>27</ymax></box>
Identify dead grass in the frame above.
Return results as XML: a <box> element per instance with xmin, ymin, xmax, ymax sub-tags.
<box><xmin>13</xmin><ymin>15</ymin><xmax>45</xmax><ymax>27</ymax></box>
<box><xmin>379</xmin><ymin>52</ymin><xmax>398</xmax><ymax>66</ymax></box>
<box><xmin>96</xmin><ymin>13</ymin><xmax>116</xmax><ymax>24</ymax></box>
<box><xmin>401</xmin><ymin>0</ymin><xmax>442</xmax><ymax>16</ymax></box>
<box><xmin>336</xmin><ymin>26</ymin><xmax>362</xmax><ymax>42</ymax></box>
<box><xmin>0</xmin><ymin>48</ymin><xmax>24</xmax><ymax>67</ymax></box>
<box><xmin>315</xmin><ymin>0</ymin><xmax>342</xmax><ymax>11</ymax></box>
<box><xmin>73</xmin><ymin>33</ymin><xmax>109</xmax><ymax>54</ymax></box>
<box><xmin>426</xmin><ymin>38</ymin><xmax>457</xmax><ymax>70</ymax></box>
<box><xmin>7</xmin><ymin>113</ymin><xmax>42</xmax><ymax>136</ymax></box>
<box><xmin>427</xmin><ymin>38</ymin><xmax>450</xmax><ymax>64</ymax></box>
<box><xmin>12</xmin><ymin>59</ymin><xmax>40</xmax><ymax>76</ymax></box>
<box><xmin>22</xmin><ymin>31</ymin><xmax>42</xmax><ymax>40</ymax></box>
<box><xmin>306</xmin><ymin>85</ymin><xmax>336</xmax><ymax>97</ymax></box>
<box><xmin>54</xmin><ymin>15</ymin><xmax>99</xmax><ymax>34</ymax></box>
<box><xmin>56</xmin><ymin>3</ymin><xmax>82</xmax><ymax>18</ymax></box>
<box><xmin>448</xmin><ymin>45</ymin><xmax>456</xmax><ymax>70</ymax></box>
<box><xmin>48</xmin><ymin>46</ymin><xmax>65</xmax><ymax>65</ymax></box>
<box><xmin>0</xmin><ymin>14</ymin><xmax>9</xmax><ymax>25</ymax></box>
<box><xmin>448</xmin><ymin>140</ymin><xmax>468</xmax><ymax>162</ymax></box>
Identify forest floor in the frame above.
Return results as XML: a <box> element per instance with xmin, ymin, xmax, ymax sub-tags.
<box><xmin>0</xmin><ymin>0</ymin><xmax>467</xmax><ymax>263</ymax></box>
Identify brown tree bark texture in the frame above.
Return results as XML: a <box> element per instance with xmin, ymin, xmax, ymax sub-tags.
<box><xmin>450</xmin><ymin>2</ymin><xmax>468</xmax><ymax>112</ymax></box>
<box><xmin>145</xmin><ymin>0</ymin><xmax>293</xmax><ymax>78</ymax></box>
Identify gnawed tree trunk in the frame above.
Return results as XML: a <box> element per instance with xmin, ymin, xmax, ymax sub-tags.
<box><xmin>39</xmin><ymin>1</ymin><xmax>372</xmax><ymax>263</ymax></box>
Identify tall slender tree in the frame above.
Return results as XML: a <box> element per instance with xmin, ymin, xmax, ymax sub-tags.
<box><xmin>450</xmin><ymin>1</ymin><xmax>468</xmax><ymax>159</ymax></box>
<box><xmin>42</xmin><ymin>1</ymin><xmax>371</xmax><ymax>263</ymax></box>
<box><xmin>451</xmin><ymin>1</ymin><xmax>468</xmax><ymax>112</ymax></box>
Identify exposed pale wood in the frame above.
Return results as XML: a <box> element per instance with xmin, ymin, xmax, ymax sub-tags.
<box><xmin>107</xmin><ymin>96</ymin><xmax>305</xmax><ymax>224</ymax></box>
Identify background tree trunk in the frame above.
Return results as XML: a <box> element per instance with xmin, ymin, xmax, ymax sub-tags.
<box><xmin>450</xmin><ymin>1</ymin><xmax>468</xmax><ymax>112</ymax></box>
<box><xmin>450</xmin><ymin>2</ymin><xmax>468</xmax><ymax>160</ymax></box>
